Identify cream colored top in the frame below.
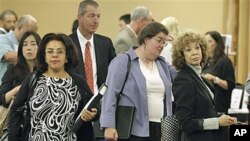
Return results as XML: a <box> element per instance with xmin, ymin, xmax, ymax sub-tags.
<box><xmin>139</xmin><ymin>59</ymin><xmax>165</xmax><ymax>122</ymax></box>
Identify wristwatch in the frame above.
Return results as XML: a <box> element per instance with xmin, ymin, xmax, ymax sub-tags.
<box><xmin>214</xmin><ymin>77</ymin><xmax>220</xmax><ymax>84</ymax></box>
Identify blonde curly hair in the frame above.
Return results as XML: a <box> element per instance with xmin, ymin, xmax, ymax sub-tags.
<box><xmin>172</xmin><ymin>31</ymin><xmax>207</xmax><ymax>70</ymax></box>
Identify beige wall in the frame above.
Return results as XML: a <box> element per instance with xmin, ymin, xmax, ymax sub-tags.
<box><xmin>0</xmin><ymin>0</ymin><xmax>225</xmax><ymax>42</ymax></box>
<box><xmin>3</xmin><ymin>0</ymin><xmax>247</xmax><ymax>83</ymax></box>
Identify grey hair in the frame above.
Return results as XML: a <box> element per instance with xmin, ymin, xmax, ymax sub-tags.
<box><xmin>78</xmin><ymin>0</ymin><xmax>99</xmax><ymax>15</ymax></box>
<box><xmin>16</xmin><ymin>15</ymin><xmax>37</xmax><ymax>28</ymax></box>
<box><xmin>130</xmin><ymin>6</ymin><xmax>150</xmax><ymax>21</ymax></box>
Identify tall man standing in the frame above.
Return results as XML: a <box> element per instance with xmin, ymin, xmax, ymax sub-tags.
<box><xmin>69</xmin><ymin>0</ymin><xmax>116</xmax><ymax>140</ymax></box>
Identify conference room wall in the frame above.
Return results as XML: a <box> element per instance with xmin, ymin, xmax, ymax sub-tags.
<box><xmin>0</xmin><ymin>0</ymin><xmax>225</xmax><ymax>41</ymax></box>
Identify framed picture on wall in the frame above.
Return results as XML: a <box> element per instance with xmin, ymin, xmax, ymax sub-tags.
<box><xmin>222</xmin><ymin>34</ymin><xmax>233</xmax><ymax>55</ymax></box>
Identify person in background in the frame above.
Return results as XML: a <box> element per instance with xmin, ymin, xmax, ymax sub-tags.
<box><xmin>0</xmin><ymin>15</ymin><xmax>38</xmax><ymax>84</ymax></box>
<box><xmin>69</xmin><ymin>0</ymin><xmax>116</xmax><ymax>96</ymax></box>
<box><xmin>118</xmin><ymin>13</ymin><xmax>130</xmax><ymax>32</ymax></box>
<box><xmin>172</xmin><ymin>31</ymin><xmax>237</xmax><ymax>141</ymax></box>
<box><xmin>160</xmin><ymin>16</ymin><xmax>180</xmax><ymax>64</ymax></box>
<box><xmin>0</xmin><ymin>9</ymin><xmax>18</xmax><ymax>34</ymax></box>
<box><xmin>101</xmin><ymin>22</ymin><xmax>176</xmax><ymax>141</ymax></box>
<box><xmin>0</xmin><ymin>31</ymin><xmax>40</xmax><ymax>141</ymax></box>
<box><xmin>0</xmin><ymin>31</ymin><xmax>40</xmax><ymax>107</ymax></box>
<box><xmin>9</xmin><ymin>33</ymin><xmax>99</xmax><ymax>141</ymax></box>
<box><xmin>160</xmin><ymin>16</ymin><xmax>180</xmax><ymax>113</ymax></box>
<box><xmin>202</xmin><ymin>31</ymin><xmax>235</xmax><ymax>115</ymax></box>
<box><xmin>114</xmin><ymin>6</ymin><xmax>153</xmax><ymax>54</ymax></box>
<box><xmin>202</xmin><ymin>31</ymin><xmax>236</xmax><ymax>141</ymax></box>
<box><xmin>72</xmin><ymin>19</ymin><xmax>79</xmax><ymax>33</ymax></box>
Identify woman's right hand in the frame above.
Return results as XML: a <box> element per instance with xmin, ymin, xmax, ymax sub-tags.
<box><xmin>104</xmin><ymin>127</ymin><xmax>118</xmax><ymax>141</ymax></box>
<box><xmin>218</xmin><ymin>114</ymin><xmax>237</xmax><ymax>127</ymax></box>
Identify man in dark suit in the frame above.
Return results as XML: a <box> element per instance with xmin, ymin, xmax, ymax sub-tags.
<box><xmin>69</xmin><ymin>0</ymin><xmax>116</xmax><ymax>141</ymax></box>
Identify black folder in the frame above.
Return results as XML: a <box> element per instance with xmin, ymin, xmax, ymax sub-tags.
<box><xmin>94</xmin><ymin>105</ymin><xmax>135</xmax><ymax>139</ymax></box>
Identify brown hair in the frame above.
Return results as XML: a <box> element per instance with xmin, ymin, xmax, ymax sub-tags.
<box><xmin>172</xmin><ymin>31</ymin><xmax>207</xmax><ymax>70</ymax></box>
<box><xmin>137</xmin><ymin>22</ymin><xmax>168</xmax><ymax>45</ymax></box>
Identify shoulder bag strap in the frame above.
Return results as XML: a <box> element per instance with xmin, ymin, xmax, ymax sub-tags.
<box><xmin>27</xmin><ymin>70</ymin><xmax>39</xmax><ymax>100</ymax></box>
<box><xmin>117</xmin><ymin>53</ymin><xmax>131</xmax><ymax>104</ymax></box>
<box><xmin>17</xmin><ymin>70</ymin><xmax>38</xmax><ymax>114</ymax></box>
<box><xmin>19</xmin><ymin>70</ymin><xmax>39</xmax><ymax>113</ymax></box>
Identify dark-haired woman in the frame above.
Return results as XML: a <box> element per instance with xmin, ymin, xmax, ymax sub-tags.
<box><xmin>202</xmin><ymin>31</ymin><xmax>235</xmax><ymax>114</ymax></box>
<box><xmin>0</xmin><ymin>31</ymin><xmax>40</xmax><ymax>141</ymax></box>
<box><xmin>9</xmin><ymin>33</ymin><xmax>99</xmax><ymax>141</ymax></box>
<box><xmin>101</xmin><ymin>22</ymin><xmax>176</xmax><ymax>141</ymax></box>
<box><xmin>0</xmin><ymin>31</ymin><xmax>41</xmax><ymax>107</ymax></box>
<box><xmin>202</xmin><ymin>31</ymin><xmax>236</xmax><ymax>141</ymax></box>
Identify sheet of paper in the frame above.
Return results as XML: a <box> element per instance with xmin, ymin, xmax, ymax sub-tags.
<box><xmin>242</xmin><ymin>89</ymin><xmax>249</xmax><ymax>109</ymax></box>
<box><xmin>230</xmin><ymin>89</ymin><xmax>243</xmax><ymax>109</ymax></box>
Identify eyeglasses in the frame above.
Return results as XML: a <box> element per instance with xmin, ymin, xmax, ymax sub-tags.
<box><xmin>154</xmin><ymin>37</ymin><xmax>168</xmax><ymax>46</ymax></box>
<box><xmin>45</xmin><ymin>50</ymin><xmax>65</xmax><ymax>56</ymax></box>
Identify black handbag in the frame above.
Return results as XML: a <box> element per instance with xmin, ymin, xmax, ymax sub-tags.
<box><xmin>16</xmin><ymin>71</ymin><xmax>38</xmax><ymax>141</ymax></box>
<box><xmin>161</xmin><ymin>115</ymin><xmax>182</xmax><ymax>141</ymax></box>
<box><xmin>94</xmin><ymin>53</ymin><xmax>135</xmax><ymax>139</ymax></box>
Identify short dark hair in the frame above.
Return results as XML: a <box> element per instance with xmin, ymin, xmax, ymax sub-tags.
<box><xmin>0</xmin><ymin>9</ymin><xmax>18</xmax><ymax>21</ymax></box>
<box><xmin>119</xmin><ymin>14</ymin><xmax>130</xmax><ymax>24</ymax></box>
<box><xmin>37</xmin><ymin>33</ymin><xmax>79</xmax><ymax>72</ymax></box>
<box><xmin>137</xmin><ymin>22</ymin><xmax>168</xmax><ymax>45</ymax></box>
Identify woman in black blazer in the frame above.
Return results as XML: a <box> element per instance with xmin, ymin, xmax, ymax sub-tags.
<box><xmin>171</xmin><ymin>31</ymin><xmax>237</xmax><ymax>141</ymax></box>
<box><xmin>0</xmin><ymin>31</ymin><xmax>41</xmax><ymax>107</ymax></box>
<box><xmin>8</xmin><ymin>33</ymin><xmax>99</xmax><ymax>141</ymax></box>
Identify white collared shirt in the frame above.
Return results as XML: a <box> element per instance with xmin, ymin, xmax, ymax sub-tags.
<box><xmin>77</xmin><ymin>29</ymin><xmax>98</xmax><ymax>94</ymax></box>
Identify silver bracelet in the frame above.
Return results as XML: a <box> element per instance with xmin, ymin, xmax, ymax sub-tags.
<box><xmin>214</xmin><ymin>77</ymin><xmax>220</xmax><ymax>84</ymax></box>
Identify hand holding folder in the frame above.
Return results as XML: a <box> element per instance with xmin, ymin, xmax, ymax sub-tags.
<box><xmin>71</xmin><ymin>84</ymin><xmax>107</xmax><ymax>132</ymax></box>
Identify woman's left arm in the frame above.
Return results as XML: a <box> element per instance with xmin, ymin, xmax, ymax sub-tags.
<box><xmin>215</xmin><ymin>59</ymin><xmax>235</xmax><ymax>91</ymax></box>
<box><xmin>203</xmin><ymin>59</ymin><xmax>235</xmax><ymax>91</ymax></box>
<box><xmin>203</xmin><ymin>73</ymin><xmax>229</xmax><ymax>90</ymax></box>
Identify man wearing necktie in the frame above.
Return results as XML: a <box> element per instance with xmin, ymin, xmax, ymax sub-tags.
<box><xmin>69</xmin><ymin>1</ymin><xmax>116</xmax><ymax>140</ymax></box>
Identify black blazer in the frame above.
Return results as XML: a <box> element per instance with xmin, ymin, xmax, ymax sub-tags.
<box><xmin>173</xmin><ymin>65</ymin><xmax>223</xmax><ymax>141</ymax></box>
<box><xmin>8</xmin><ymin>70</ymin><xmax>97</xmax><ymax>141</ymax></box>
<box><xmin>0</xmin><ymin>64</ymin><xmax>27</xmax><ymax>107</ymax></box>
<box><xmin>69</xmin><ymin>32</ymin><xmax>116</xmax><ymax>93</ymax></box>
<box><xmin>0</xmin><ymin>65</ymin><xmax>17</xmax><ymax>106</ymax></box>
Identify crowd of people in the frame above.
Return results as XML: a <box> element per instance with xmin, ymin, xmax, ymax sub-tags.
<box><xmin>0</xmin><ymin>0</ymin><xmax>248</xmax><ymax>141</ymax></box>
